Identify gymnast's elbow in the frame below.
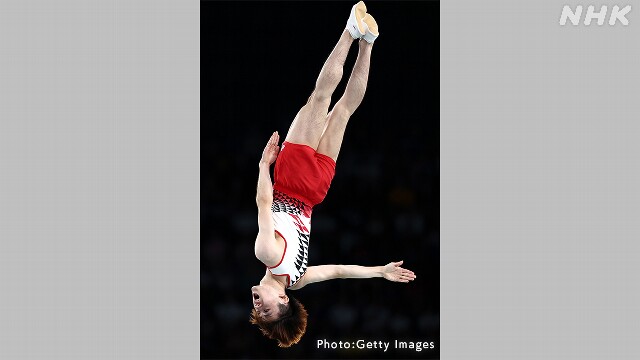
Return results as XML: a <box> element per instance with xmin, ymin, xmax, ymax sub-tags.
<box><xmin>336</xmin><ymin>265</ymin><xmax>348</xmax><ymax>279</ymax></box>
<box><xmin>256</xmin><ymin>197</ymin><xmax>272</xmax><ymax>209</ymax></box>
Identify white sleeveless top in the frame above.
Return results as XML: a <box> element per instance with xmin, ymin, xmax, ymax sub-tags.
<box><xmin>268</xmin><ymin>190</ymin><xmax>312</xmax><ymax>288</ymax></box>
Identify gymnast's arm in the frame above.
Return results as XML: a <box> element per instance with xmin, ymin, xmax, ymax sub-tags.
<box><xmin>289</xmin><ymin>261</ymin><xmax>417</xmax><ymax>290</ymax></box>
<box><xmin>254</xmin><ymin>132</ymin><xmax>280</xmax><ymax>265</ymax></box>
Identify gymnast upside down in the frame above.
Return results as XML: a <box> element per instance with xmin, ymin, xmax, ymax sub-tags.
<box><xmin>250</xmin><ymin>2</ymin><xmax>416</xmax><ymax>347</ymax></box>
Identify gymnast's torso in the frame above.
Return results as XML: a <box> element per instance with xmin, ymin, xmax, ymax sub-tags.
<box><xmin>267</xmin><ymin>190</ymin><xmax>312</xmax><ymax>288</ymax></box>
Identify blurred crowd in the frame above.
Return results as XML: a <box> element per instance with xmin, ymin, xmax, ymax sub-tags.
<box><xmin>202</xmin><ymin>122</ymin><xmax>439</xmax><ymax>358</ymax></box>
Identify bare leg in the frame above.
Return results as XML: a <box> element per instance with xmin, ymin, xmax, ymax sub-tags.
<box><xmin>284</xmin><ymin>30</ymin><xmax>354</xmax><ymax>149</ymax></box>
<box><xmin>317</xmin><ymin>40</ymin><xmax>373</xmax><ymax>162</ymax></box>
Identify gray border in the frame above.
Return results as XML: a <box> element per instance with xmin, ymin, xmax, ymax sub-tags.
<box><xmin>442</xmin><ymin>0</ymin><xmax>640</xmax><ymax>359</ymax></box>
<box><xmin>0</xmin><ymin>1</ymin><xmax>199</xmax><ymax>358</ymax></box>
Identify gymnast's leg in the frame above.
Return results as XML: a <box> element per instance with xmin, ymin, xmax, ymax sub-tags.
<box><xmin>284</xmin><ymin>30</ymin><xmax>355</xmax><ymax>150</ymax></box>
<box><xmin>317</xmin><ymin>38</ymin><xmax>373</xmax><ymax>162</ymax></box>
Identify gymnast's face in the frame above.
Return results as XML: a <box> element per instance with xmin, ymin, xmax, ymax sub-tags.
<box><xmin>251</xmin><ymin>285</ymin><xmax>288</xmax><ymax>321</ymax></box>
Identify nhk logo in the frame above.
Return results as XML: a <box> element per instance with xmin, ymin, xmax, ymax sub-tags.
<box><xmin>560</xmin><ymin>5</ymin><xmax>632</xmax><ymax>25</ymax></box>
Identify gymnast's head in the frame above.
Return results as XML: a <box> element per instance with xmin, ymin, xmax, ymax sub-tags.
<box><xmin>249</xmin><ymin>285</ymin><xmax>308</xmax><ymax>347</ymax></box>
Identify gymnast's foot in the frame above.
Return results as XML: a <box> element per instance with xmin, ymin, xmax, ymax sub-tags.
<box><xmin>361</xmin><ymin>13</ymin><xmax>379</xmax><ymax>44</ymax></box>
<box><xmin>346</xmin><ymin>1</ymin><xmax>367</xmax><ymax>39</ymax></box>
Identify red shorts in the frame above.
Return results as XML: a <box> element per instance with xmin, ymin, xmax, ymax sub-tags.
<box><xmin>273</xmin><ymin>141</ymin><xmax>336</xmax><ymax>207</ymax></box>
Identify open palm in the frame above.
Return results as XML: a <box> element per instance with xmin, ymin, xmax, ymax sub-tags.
<box><xmin>381</xmin><ymin>261</ymin><xmax>416</xmax><ymax>283</ymax></box>
<box><xmin>260</xmin><ymin>131</ymin><xmax>280</xmax><ymax>166</ymax></box>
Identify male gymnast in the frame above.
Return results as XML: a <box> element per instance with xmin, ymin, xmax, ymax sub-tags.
<box><xmin>250</xmin><ymin>1</ymin><xmax>416</xmax><ymax>347</ymax></box>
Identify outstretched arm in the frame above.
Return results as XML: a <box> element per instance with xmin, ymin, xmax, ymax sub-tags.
<box><xmin>254</xmin><ymin>132</ymin><xmax>280</xmax><ymax>265</ymax></box>
<box><xmin>290</xmin><ymin>261</ymin><xmax>416</xmax><ymax>290</ymax></box>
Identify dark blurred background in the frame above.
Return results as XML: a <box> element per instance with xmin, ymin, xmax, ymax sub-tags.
<box><xmin>202</xmin><ymin>1</ymin><xmax>439</xmax><ymax>358</ymax></box>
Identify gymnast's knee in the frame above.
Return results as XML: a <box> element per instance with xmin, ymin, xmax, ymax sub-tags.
<box><xmin>307</xmin><ymin>89</ymin><xmax>331</xmax><ymax>106</ymax></box>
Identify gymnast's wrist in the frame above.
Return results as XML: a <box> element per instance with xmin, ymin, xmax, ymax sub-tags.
<box><xmin>258</xmin><ymin>161</ymin><xmax>270</xmax><ymax>168</ymax></box>
<box><xmin>375</xmin><ymin>266</ymin><xmax>384</xmax><ymax>277</ymax></box>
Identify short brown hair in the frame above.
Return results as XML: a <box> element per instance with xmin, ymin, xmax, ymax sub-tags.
<box><xmin>249</xmin><ymin>296</ymin><xmax>308</xmax><ymax>347</ymax></box>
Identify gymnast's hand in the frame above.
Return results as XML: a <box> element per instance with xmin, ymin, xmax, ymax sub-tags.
<box><xmin>381</xmin><ymin>261</ymin><xmax>416</xmax><ymax>283</ymax></box>
<box><xmin>260</xmin><ymin>131</ymin><xmax>280</xmax><ymax>166</ymax></box>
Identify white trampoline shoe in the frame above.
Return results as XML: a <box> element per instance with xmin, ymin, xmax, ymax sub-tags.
<box><xmin>361</xmin><ymin>13</ymin><xmax>379</xmax><ymax>44</ymax></box>
<box><xmin>346</xmin><ymin>1</ymin><xmax>367</xmax><ymax>39</ymax></box>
